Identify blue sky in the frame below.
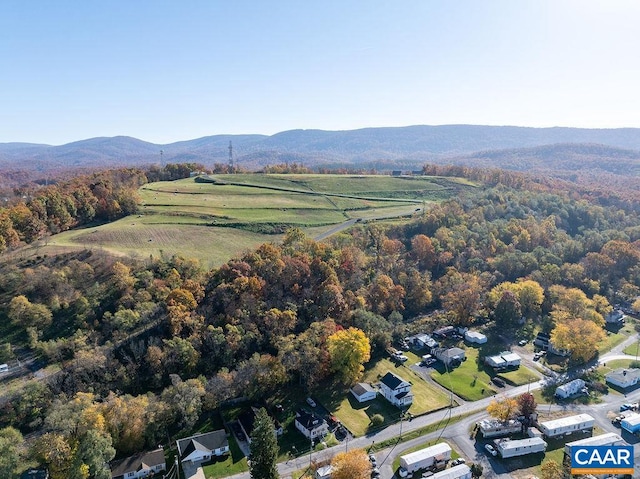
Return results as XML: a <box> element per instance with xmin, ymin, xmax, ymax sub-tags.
<box><xmin>2</xmin><ymin>1</ymin><xmax>640</xmax><ymax>145</ymax></box>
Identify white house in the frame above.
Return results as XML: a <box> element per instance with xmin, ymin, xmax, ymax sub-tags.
<box><xmin>606</xmin><ymin>368</ymin><xmax>640</xmax><ymax>389</ymax></box>
<box><xmin>110</xmin><ymin>449</ymin><xmax>166</xmax><ymax>479</ymax></box>
<box><xmin>350</xmin><ymin>382</ymin><xmax>377</xmax><ymax>403</ymax></box>
<box><xmin>485</xmin><ymin>351</ymin><xmax>521</xmax><ymax>369</ymax></box>
<box><xmin>434</xmin><ymin>347</ymin><xmax>466</xmax><ymax>367</ymax></box>
<box><xmin>176</xmin><ymin>430</ymin><xmax>229</xmax><ymax>466</ymax></box>
<box><xmin>294</xmin><ymin>410</ymin><xmax>329</xmax><ymax>440</ymax></box>
<box><xmin>315</xmin><ymin>465</ymin><xmax>333</xmax><ymax>479</ymax></box>
<box><xmin>379</xmin><ymin>371</ymin><xmax>413</xmax><ymax>408</ymax></box>
<box><xmin>554</xmin><ymin>378</ymin><xmax>586</xmax><ymax>399</ymax></box>
<box><xmin>464</xmin><ymin>331</ymin><xmax>487</xmax><ymax>344</ymax></box>
<box><xmin>537</xmin><ymin>413</ymin><xmax>594</xmax><ymax>438</ymax></box>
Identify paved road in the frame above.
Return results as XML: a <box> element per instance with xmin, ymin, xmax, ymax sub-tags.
<box><xmin>223</xmin><ymin>332</ymin><xmax>640</xmax><ymax>479</ymax></box>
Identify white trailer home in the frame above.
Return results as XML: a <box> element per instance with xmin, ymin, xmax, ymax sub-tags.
<box><xmin>477</xmin><ymin>419</ymin><xmax>522</xmax><ymax>438</ymax></box>
<box><xmin>430</xmin><ymin>464</ymin><xmax>472</xmax><ymax>479</ymax></box>
<box><xmin>554</xmin><ymin>378</ymin><xmax>586</xmax><ymax>399</ymax></box>
<box><xmin>537</xmin><ymin>413</ymin><xmax>594</xmax><ymax>438</ymax></box>
<box><xmin>494</xmin><ymin>437</ymin><xmax>547</xmax><ymax>459</ymax></box>
<box><xmin>564</xmin><ymin>432</ymin><xmax>625</xmax><ymax>457</ymax></box>
<box><xmin>398</xmin><ymin>443</ymin><xmax>452</xmax><ymax>477</ymax></box>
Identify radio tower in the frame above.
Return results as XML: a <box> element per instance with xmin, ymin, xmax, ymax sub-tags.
<box><xmin>228</xmin><ymin>141</ymin><xmax>234</xmax><ymax>173</ymax></box>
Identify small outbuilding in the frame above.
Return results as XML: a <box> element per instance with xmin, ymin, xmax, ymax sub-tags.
<box><xmin>464</xmin><ymin>331</ymin><xmax>487</xmax><ymax>344</ymax></box>
<box><xmin>350</xmin><ymin>383</ymin><xmax>377</xmax><ymax>403</ymax></box>
<box><xmin>485</xmin><ymin>351</ymin><xmax>521</xmax><ymax>369</ymax></box>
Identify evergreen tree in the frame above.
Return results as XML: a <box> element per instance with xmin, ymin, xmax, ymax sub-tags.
<box><xmin>249</xmin><ymin>408</ymin><xmax>279</xmax><ymax>479</ymax></box>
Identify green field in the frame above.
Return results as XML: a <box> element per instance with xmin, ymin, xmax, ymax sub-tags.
<box><xmin>430</xmin><ymin>347</ymin><xmax>500</xmax><ymax>401</ymax></box>
<box><xmin>39</xmin><ymin>173</ymin><xmax>471</xmax><ymax>268</ymax></box>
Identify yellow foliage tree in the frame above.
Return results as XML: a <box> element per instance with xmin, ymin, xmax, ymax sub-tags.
<box><xmin>486</xmin><ymin>396</ymin><xmax>519</xmax><ymax>422</ymax></box>
<box><xmin>550</xmin><ymin>317</ymin><xmax>605</xmax><ymax>363</ymax></box>
<box><xmin>540</xmin><ymin>459</ymin><xmax>564</xmax><ymax>479</ymax></box>
<box><xmin>327</xmin><ymin>327</ymin><xmax>371</xmax><ymax>385</ymax></box>
<box><xmin>330</xmin><ymin>449</ymin><xmax>371</xmax><ymax>479</ymax></box>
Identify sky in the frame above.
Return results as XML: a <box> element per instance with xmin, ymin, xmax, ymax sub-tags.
<box><xmin>2</xmin><ymin>0</ymin><xmax>640</xmax><ymax>145</ymax></box>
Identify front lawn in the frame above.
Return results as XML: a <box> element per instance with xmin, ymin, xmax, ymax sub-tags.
<box><xmin>316</xmin><ymin>356</ymin><xmax>451</xmax><ymax>436</ymax></box>
<box><xmin>430</xmin><ymin>346</ymin><xmax>497</xmax><ymax>401</ymax></box>
<box><xmin>598</xmin><ymin>322</ymin><xmax>636</xmax><ymax>354</ymax></box>
<box><xmin>202</xmin><ymin>435</ymin><xmax>248</xmax><ymax>478</ymax></box>
<box><xmin>498</xmin><ymin>366</ymin><xmax>540</xmax><ymax>386</ymax></box>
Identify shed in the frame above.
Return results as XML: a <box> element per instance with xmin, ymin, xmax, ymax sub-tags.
<box><xmin>350</xmin><ymin>383</ymin><xmax>377</xmax><ymax>403</ymax></box>
<box><xmin>621</xmin><ymin>412</ymin><xmax>640</xmax><ymax>434</ymax></box>
<box><xmin>464</xmin><ymin>331</ymin><xmax>487</xmax><ymax>344</ymax></box>
<box><xmin>315</xmin><ymin>465</ymin><xmax>333</xmax><ymax>479</ymax></box>
<box><xmin>430</xmin><ymin>464</ymin><xmax>472</xmax><ymax>479</ymax></box>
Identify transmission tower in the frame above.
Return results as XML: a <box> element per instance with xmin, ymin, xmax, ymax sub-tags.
<box><xmin>228</xmin><ymin>141</ymin><xmax>234</xmax><ymax>173</ymax></box>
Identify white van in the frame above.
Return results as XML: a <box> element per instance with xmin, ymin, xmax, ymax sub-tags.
<box><xmin>0</xmin><ymin>364</ymin><xmax>9</xmax><ymax>373</ymax></box>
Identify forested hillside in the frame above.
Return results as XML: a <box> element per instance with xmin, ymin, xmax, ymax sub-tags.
<box><xmin>1</xmin><ymin>166</ymin><xmax>640</xmax><ymax>478</ymax></box>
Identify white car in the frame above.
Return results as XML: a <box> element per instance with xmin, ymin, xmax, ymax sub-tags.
<box><xmin>485</xmin><ymin>444</ymin><xmax>498</xmax><ymax>456</ymax></box>
<box><xmin>306</xmin><ymin>397</ymin><xmax>317</xmax><ymax>408</ymax></box>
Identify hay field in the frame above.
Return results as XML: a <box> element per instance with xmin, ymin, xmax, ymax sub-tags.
<box><xmin>43</xmin><ymin>174</ymin><xmax>471</xmax><ymax>267</ymax></box>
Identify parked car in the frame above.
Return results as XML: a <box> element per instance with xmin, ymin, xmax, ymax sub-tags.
<box><xmin>620</xmin><ymin>403</ymin><xmax>634</xmax><ymax>412</ymax></box>
<box><xmin>518</xmin><ymin>339</ymin><xmax>528</xmax><ymax>346</ymax></box>
<box><xmin>369</xmin><ymin>453</ymin><xmax>377</xmax><ymax>466</ymax></box>
<box><xmin>485</xmin><ymin>444</ymin><xmax>498</xmax><ymax>456</ymax></box>
<box><xmin>492</xmin><ymin>377</ymin><xmax>506</xmax><ymax>387</ymax></box>
<box><xmin>306</xmin><ymin>397</ymin><xmax>317</xmax><ymax>408</ymax></box>
<box><xmin>392</xmin><ymin>352</ymin><xmax>409</xmax><ymax>362</ymax></box>
<box><xmin>612</xmin><ymin>416</ymin><xmax>622</xmax><ymax>426</ymax></box>
<box><xmin>451</xmin><ymin>458</ymin><xmax>466</xmax><ymax>466</ymax></box>
<box><xmin>371</xmin><ymin>467</ymin><xmax>380</xmax><ymax>478</ymax></box>
<box><xmin>533</xmin><ymin>353</ymin><xmax>541</xmax><ymax>361</ymax></box>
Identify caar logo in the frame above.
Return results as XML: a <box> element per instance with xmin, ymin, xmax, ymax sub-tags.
<box><xmin>571</xmin><ymin>445</ymin><xmax>634</xmax><ymax>474</ymax></box>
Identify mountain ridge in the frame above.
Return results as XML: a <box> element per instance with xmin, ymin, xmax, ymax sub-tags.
<box><xmin>1</xmin><ymin>125</ymin><xmax>640</xmax><ymax>177</ymax></box>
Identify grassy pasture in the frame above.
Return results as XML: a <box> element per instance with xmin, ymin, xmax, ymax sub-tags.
<box><xmin>41</xmin><ymin>174</ymin><xmax>471</xmax><ymax>267</ymax></box>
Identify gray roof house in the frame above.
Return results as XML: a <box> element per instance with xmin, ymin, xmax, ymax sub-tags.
<box><xmin>110</xmin><ymin>448</ymin><xmax>166</xmax><ymax>479</ymax></box>
<box><xmin>434</xmin><ymin>347</ymin><xmax>466</xmax><ymax>367</ymax></box>
<box><xmin>379</xmin><ymin>371</ymin><xmax>413</xmax><ymax>408</ymax></box>
<box><xmin>176</xmin><ymin>430</ymin><xmax>229</xmax><ymax>466</ymax></box>
<box><xmin>606</xmin><ymin>368</ymin><xmax>640</xmax><ymax>389</ymax></box>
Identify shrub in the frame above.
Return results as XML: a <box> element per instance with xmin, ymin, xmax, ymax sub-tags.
<box><xmin>371</xmin><ymin>414</ymin><xmax>384</xmax><ymax>426</ymax></box>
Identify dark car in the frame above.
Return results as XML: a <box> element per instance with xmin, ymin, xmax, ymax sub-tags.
<box><xmin>492</xmin><ymin>377</ymin><xmax>506</xmax><ymax>387</ymax></box>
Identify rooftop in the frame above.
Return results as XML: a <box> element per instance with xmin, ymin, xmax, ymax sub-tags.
<box><xmin>110</xmin><ymin>449</ymin><xmax>165</xmax><ymax>478</ymax></box>
<box><xmin>380</xmin><ymin>371</ymin><xmax>408</xmax><ymax>390</ymax></box>
<box><xmin>539</xmin><ymin>413</ymin><xmax>594</xmax><ymax>430</ymax></box>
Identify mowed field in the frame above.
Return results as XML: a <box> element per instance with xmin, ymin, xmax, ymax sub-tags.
<box><xmin>46</xmin><ymin>173</ymin><xmax>474</xmax><ymax>268</ymax></box>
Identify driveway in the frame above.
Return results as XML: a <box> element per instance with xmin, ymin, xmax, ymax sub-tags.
<box><xmin>181</xmin><ymin>462</ymin><xmax>206</xmax><ymax>479</ymax></box>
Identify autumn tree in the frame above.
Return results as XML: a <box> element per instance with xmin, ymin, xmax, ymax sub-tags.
<box><xmin>0</xmin><ymin>427</ymin><xmax>23</xmax><ymax>479</ymax></box>
<box><xmin>494</xmin><ymin>291</ymin><xmax>522</xmax><ymax>328</ymax></box>
<box><xmin>550</xmin><ymin>316</ymin><xmax>605</xmax><ymax>363</ymax></box>
<box><xmin>540</xmin><ymin>459</ymin><xmax>564</xmax><ymax>479</ymax></box>
<box><xmin>249</xmin><ymin>408</ymin><xmax>279</xmax><ymax>479</ymax></box>
<box><xmin>436</xmin><ymin>269</ymin><xmax>485</xmax><ymax>326</ymax></box>
<box><xmin>330</xmin><ymin>449</ymin><xmax>371</xmax><ymax>479</ymax></box>
<box><xmin>517</xmin><ymin>393</ymin><xmax>537</xmax><ymax>425</ymax></box>
<box><xmin>8</xmin><ymin>295</ymin><xmax>53</xmax><ymax>330</ymax></box>
<box><xmin>327</xmin><ymin>327</ymin><xmax>371</xmax><ymax>385</ymax></box>
<box><xmin>486</xmin><ymin>396</ymin><xmax>519</xmax><ymax>422</ymax></box>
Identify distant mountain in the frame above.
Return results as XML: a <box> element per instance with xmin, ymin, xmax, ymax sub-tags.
<box><xmin>445</xmin><ymin>143</ymin><xmax>640</xmax><ymax>176</ymax></box>
<box><xmin>1</xmin><ymin>125</ymin><xmax>640</xmax><ymax>178</ymax></box>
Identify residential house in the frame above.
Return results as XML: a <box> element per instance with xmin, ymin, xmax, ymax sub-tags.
<box><xmin>621</xmin><ymin>413</ymin><xmax>640</xmax><ymax>435</ymax></box>
<box><xmin>606</xmin><ymin>309</ymin><xmax>625</xmax><ymax>325</ymax></box>
<box><xmin>537</xmin><ymin>414</ymin><xmax>594</xmax><ymax>438</ymax></box>
<box><xmin>433</xmin><ymin>326</ymin><xmax>456</xmax><ymax>339</ymax></box>
<box><xmin>176</xmin><ymin>430</ymin><xmax>229</xmax><ymax>466</ymax></box>
<box><xmin>379</xmin><ymin>371</ymin><xmax>413</xmax><ymax>408</ymax></box>
<box><xmin>110</xmin><ymin>449</ymin><xmax>166</xmax><ymax>479</ymax></box>
<box><xmin>411</xmin><ymin>333</ymin><xmax>439</xmax><ymax>350</ymax></box>
<box><xmin>350</xmin><ymin>382</ymin><xmax>377</xmax><ymax>403</ymax></box>
<box><xmin>554</xmin><ymin>379</ymin><xmax>586</xmax><ymax>399</ymax></box>
<box><xmin>433</xmin><ymin>347</ymin><xmax>466</xmax><ymax>368</ymax></box>
<box><xmin>606</xmin><ymin>368</ymin><xmax>640</xmax><ymax>390</ymax></box>
<box><xmin>295</xmin><ymin>410</ymin><xmax>329</xmax><ymax>440</ymax></box>
<box><xmin>238</xmin><ymin>406</ymin><xmax>283</xmax><ymax>443</ymax></box>
<box><xmin>485</xmin><ymin>351</ymin><xmax>521</xmax><ymax>370</ymax></box>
